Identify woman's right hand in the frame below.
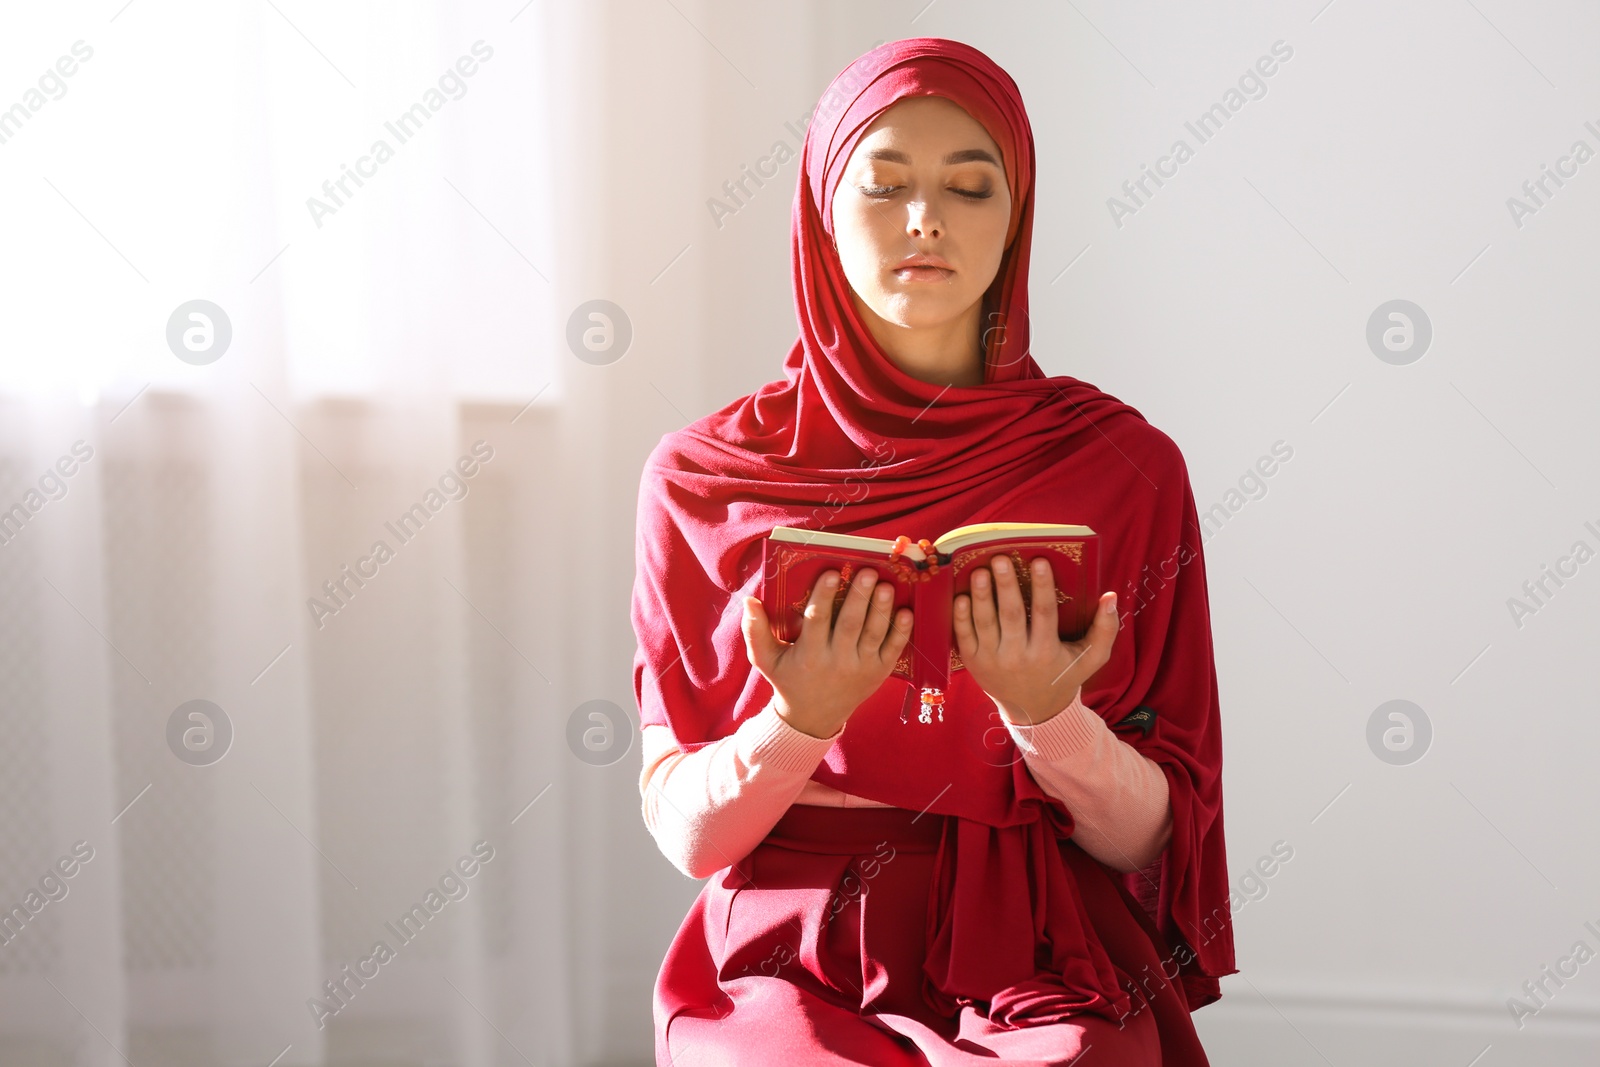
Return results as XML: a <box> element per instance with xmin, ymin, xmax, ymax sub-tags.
<box><xmin>741</xmin><ymin>567</ymin><xmax>913</xmax><ymax>740</ymax></box>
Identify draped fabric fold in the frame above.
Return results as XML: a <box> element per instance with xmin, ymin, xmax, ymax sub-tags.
<box><xmin>922</xmin><ymin>812</ymin><xmax>1137</xmax><ymax>1026</ymax></box>
<box><xmin>632</xmin><ymin>36</ymin><xmax>1236</xmax><ymax>1027</ymax></box>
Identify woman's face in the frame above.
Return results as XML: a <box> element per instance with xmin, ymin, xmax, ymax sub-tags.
<box><xmin>830</xmin><ymin>95</ymin><xmax>1012</xmax><ymax>335</ymax></box>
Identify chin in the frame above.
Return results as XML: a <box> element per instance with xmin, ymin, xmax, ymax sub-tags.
<box><xmin>874</xmin><ymin>291</ymin><xmax>968</xmax><ymax>329</ymax></box>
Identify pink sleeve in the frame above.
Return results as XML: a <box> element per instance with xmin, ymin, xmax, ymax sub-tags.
<box><xmin>640</xmin><ymin>702</ymin><xmax>840</xmax><ymax>879</ymax></box>
<box><xmin>640</xmin><ymin>691</ymin><xmax>1173</xmax><ymax>880</ymax></box>
<box><xmin>1004</xmin><ymin>689</ymin><xmax>1173</xmax><ymax>873</ymax></box>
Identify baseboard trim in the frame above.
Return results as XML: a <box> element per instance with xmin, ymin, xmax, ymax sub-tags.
<box><xmin>1204</xmin><ymin>976</ymin><xmax>1600</xmax><ymax>1035</ymax></box>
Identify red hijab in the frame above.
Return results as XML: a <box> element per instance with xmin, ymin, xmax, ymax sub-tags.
<box><xmin>632</xmin><ymin>36</ymin><xmax>1235</xmax><ymax>1021</ymax></box>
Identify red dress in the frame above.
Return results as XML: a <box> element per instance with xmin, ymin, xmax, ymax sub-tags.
<box><xmin>656</xmin><ymin>806</ymin><xmax>1210</xmax><ymax>1065</ymax></box>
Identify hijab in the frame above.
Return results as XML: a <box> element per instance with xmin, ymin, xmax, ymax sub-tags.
<box><xmin>632</xmin><ymin>36</ymin><xmax>1236</xmax><ymax>1021</ymax></box>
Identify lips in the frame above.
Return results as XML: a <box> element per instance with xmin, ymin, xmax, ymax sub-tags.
<box><xmin>894</xmin><ymin>253</ymin><xmax>954</xmax><ymax>271</ymax></box>
<box><xmin>893</xmin><ymin>264</ymin><xmax>953</xmax><ymax>282</ymax></box>
<box><xmin>892</xmin><ymin>251</ymin><xmax>954</xmax><ymax>283</ymax></box>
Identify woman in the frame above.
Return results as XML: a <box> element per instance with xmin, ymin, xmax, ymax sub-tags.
<box><xmin>631</xmin><ymin>37</ymin><xmax>1235</xmax><ymax>1065</ymax></box>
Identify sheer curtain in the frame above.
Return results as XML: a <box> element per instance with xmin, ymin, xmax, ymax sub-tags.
<box><xmin>0</xmin><ymin>2</ymin><xmax>624</xmax><ymax>1064</ymax></box>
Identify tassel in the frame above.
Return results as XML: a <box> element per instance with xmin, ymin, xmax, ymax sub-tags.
<box><xmin>888</xmin><ymin>535</ymin><xmax>950</xmax><ymax>725</ymax></box>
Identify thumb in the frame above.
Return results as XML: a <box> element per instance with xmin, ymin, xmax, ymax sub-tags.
<box><xmin>1090</xmin><ymin>592</ymin><xmax>1120</xmax><ymax>649</ymax></box>
<box><xmin>741</xmin><ymin>596</ymin><xmax>778</xmax><ymax>671</ymax></box>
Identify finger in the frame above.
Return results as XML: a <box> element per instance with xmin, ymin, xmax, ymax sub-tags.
<box><xmin>857</xmin><ymin>578</ymin><xmax>895</xmax><ymax>655</ymax></box>
<box><xmin>875</xmin><ymin>605</ymin><xmax>914</xmax><ymax>664</ymax></box>
<box><xmin>797</xmin><ymin>570</ymin><xmax>841</xmax><ymax>647</ymax></box>
<box><xmin>832</xmin><ymin>567</ymin><xmax>878</xmax><ymax>649</ymax></box>
<box><xmin>953</xmin><ymin>593</ymin><xmax>978</xmax><ymax>658</ymax></box>
<box><xmin>969</xmin><ymin>566</ymin><xmax>998</xmax><ymax>649</ymax></box>
<box><xmin>1027</xmin><ymin>556</ymin><xmax>1059</xmax><ymax>649</ymax></box>
<box><xmin>742</xmin><ymin>596</ymin><xmax>779</xmax><ymax>671</ymax></box>
<box><xmin>991</xmin><ymin>555</ymin><xmax>1028</xmax><ymax>640</ymax></box>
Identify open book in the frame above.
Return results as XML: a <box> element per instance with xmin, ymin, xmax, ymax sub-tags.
<box><xmin>759</xmin><ymin>522</ymin><xmax>1099</xmax><ymax>722</ymax></box>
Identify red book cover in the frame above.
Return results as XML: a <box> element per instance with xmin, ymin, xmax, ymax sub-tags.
<box><xmin>759</xmin><ymin>523</ymin><xmax>1099</xmax><ymax>710</ymax></box>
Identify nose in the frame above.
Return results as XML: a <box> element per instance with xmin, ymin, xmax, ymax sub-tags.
<box><xmin>905</xmin><ymin>200</ymin><xmax>942</xmax><ymax>241</ymax></box>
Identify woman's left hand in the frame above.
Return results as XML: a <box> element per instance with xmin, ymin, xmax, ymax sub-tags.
<box><xmin>952</xmin><ymin>554</ymin><xmax>1119</xmax><ymax>726</ymax></box>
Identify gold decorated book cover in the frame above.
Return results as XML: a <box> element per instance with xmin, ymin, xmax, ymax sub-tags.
<box><xmin>759</xmin><ymin>522</ymin><xmax>1099</xmax><ymax>697</ymax></box>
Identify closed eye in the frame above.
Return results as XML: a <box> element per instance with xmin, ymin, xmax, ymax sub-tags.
<box><xmin>859</xmin><ymin>185</ymin><xmax>992</xmax><ymax>200</ymax></box>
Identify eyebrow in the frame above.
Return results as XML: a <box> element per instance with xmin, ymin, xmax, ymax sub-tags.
<box><xmin>863</xmin><ymin>147</ymin><xmax>1001</xmax><ymax>168</ymax></box>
